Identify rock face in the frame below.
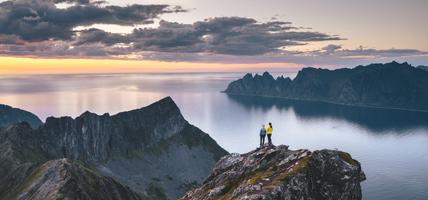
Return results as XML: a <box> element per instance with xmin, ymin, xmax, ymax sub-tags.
<box><xmin>0</xmin><ymin>97</ymin><xmax>228</xmax><ymax>200</ymax></box>
<box><xmin>13</xmin><ymin>159</ymin><xmax>143</xmax><ymax>200</ymax></box>
<box><xmin>224</xmin><ymin>62</ymin><xmax>428</xmax><ymax>111</ymax></box>
<box><xmin>0</xmin><ymin>104</ymin><xmax>42</xmax><ymax>128</ymax></box>
<box><xmin>182</xmin><ymin>145</ymin><xmax>366</xmax><ymax>200</ymax></box>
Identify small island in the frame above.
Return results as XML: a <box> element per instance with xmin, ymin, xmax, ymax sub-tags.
<box><xmin>224</xmin><ymin>62</ymin><xmax>428</xmax><ymax>112</ymax></box>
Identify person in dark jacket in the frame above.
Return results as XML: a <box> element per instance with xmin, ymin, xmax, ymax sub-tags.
<box><xmin>260</xmin><ymin>124</ymin><xmax>266</xmax><ymax>147</ymax></box>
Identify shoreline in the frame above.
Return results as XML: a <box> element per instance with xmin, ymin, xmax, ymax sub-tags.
<box><xmin>222</xmin><ymin>92</ymin><xmax>428</xmax><ymax>113</ymax></box>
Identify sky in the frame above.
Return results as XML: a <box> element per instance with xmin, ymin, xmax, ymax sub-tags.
<box><xmin>0</xmin><ymin>0</ymin><xmax>427</xmax><ymax>74</ymax></box>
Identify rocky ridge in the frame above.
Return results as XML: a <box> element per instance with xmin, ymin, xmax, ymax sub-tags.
<box><xmin>224</xmin><ymin>62</ymin><xmax>428</xmax><ymax>111</ymax></box>
<box><xmin>0</xmin><ymin>104</ymin><xmax>42</xmax><ymax>129</ymax></box>
<box><xmin>0</xmin><ymin>97</ymin><xmax>228</xmax><ymax>200</ymax></box>
<box><xmin>182</xmin><ymin>145</ymin><xmax>365</xmax><ymax>200</ymax></box>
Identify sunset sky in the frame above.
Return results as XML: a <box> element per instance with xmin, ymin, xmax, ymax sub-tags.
<box><xmin>0</xmin><ymin>0</ymin><xmax>427</xmax><ymax>74</ymax></box>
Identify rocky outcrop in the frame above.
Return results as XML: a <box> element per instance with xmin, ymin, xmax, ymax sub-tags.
<box><xmin>224</xmin><ymin>62</ymin><xmax>428</xmax><ymax>111</ymax></box>
<box><xmin>0</xmin><ymin>104</ymin><xmax>42</xmax><ymax>128</ymax></box>
<box><xmin>182</xmin><ymin>145</ymin><xmax>365</xmax><ymax>200</ymax></box>
<box><xmin>0</xmin><ymin>97</ymin><xmax>228</xmax><ymax>200</ymax></box>
<box><xmin>11</xmin><ymin>159</ymin><xmax>143</xmax><ymax>200</ymax></box>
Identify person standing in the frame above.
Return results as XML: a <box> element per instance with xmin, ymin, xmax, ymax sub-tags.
<box><xmin>267</xmin><ymin>122</ymin><xmax>273</xmax><ymax>145</ymax></box>
<box><xmin>259</xmin><ymin>124</ymin><xmax>266</xmax><ymax>147</ymax></box>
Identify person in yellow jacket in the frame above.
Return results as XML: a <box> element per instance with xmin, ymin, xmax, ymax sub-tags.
<box><xmin>267</xmin><ymin>122</ymin><xmax>273</xmax><ymax>145</ymax></box>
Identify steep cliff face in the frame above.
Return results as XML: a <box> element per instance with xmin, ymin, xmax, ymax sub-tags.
<box><xmin>0</xmin><ymin>104</ymin><xmax>42</xmax><ymax>128</ymax></box>
<box><xmin>224</xmin><ymin>62</ymin><xmax>428</xmax><ymax>111</ymax></box>
<box><xmin>182</xmin><ymin>145</ymin><xmax>365</xmax><ymax>200</ymax></box>
<box><xmin>0</xmin><ymin>97</ymin><xmax>228</xmax><ymax>200</ymax></box>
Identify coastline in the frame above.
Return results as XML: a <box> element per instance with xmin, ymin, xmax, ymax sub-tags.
<box><xmin>222</xmin><ymin>92</ymin><xmax>428</xmax><ymax>113</ymax></box>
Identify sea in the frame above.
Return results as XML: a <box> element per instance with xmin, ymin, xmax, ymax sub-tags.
<box><xmin>1</xmin><ymin>72</ymin><xmax>427</xmax><ymax>200</ymax></box>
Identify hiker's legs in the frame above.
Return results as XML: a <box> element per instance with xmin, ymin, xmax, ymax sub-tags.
<box><xmin>267</xmin><ymin>134</ymin><xmax>272</xmax><ymax>145</ymax></box>
<box><xmin>261</xmin><ymin>135</ymin><xmax>265</xmax><ymax>146</ymax></box>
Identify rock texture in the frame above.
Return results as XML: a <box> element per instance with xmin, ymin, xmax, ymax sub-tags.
<box><xmin>181</xmin><ymin>145</ymin><xmax>366</xmax><ymax>200</ymax></box>
<box><xmin>224</xmin><ymin>62</ymin><xmax>428</xmax><ymax>111</ymax></box>
<box><xmin>0</xmin><ymin>104</ymin><xmax>42</xmax><ymax>128</ymax></box>
<box><xmin>13</xmin><ymin>159</ymin><xmax>143</xmax><ymax>200</ymax></box>
<box><xmin>0</xmin><ymin>97</ymin><xmax>228</xmax><ymax>200</ymax></box>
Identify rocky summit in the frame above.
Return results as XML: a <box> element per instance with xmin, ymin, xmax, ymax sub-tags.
<box><xmin>181</xmin><ymin>145</ymin><xmax>366</xmax><ymax>200</ymax></box>
<box><xmin>0</xmin><ymin>97</ymin><xmax>228</xmax><ymax>200</ymax></box>
<box><xmin>224</xmin><ymin>62</ymin><xmax>428</xmax><ymax>111</ymax></box>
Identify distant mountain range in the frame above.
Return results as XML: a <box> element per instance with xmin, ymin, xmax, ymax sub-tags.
<box><xmin>0</xmin><ymin>104</ymin><xmax>42</xmax><ymax>128</ymax></box>
<box><xmin>0</xmin><ymin>97</ymin><xmax>227</xmax><ymax>200</ymax></box>
<box><xmin>224</xmin><ymin>62</ymin><xmax>428</xmax><ymax>111</ymax></box>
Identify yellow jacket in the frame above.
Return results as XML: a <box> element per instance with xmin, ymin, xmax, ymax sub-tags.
<box><xmin>267</xmin><ymin>126</ymin><xmax>273</xmax><ymax>135</ymax></box>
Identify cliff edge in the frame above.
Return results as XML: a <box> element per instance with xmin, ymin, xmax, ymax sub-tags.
<box><xmin>182</xmin><ymin>145</ymin><xmax>365</xmax><ymax>200</ymax></box>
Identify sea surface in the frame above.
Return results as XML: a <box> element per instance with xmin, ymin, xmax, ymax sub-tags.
<box><xmin>1</xmin><ymin>72</ymin><xmax>428</xmax><ymax>200</ymax></box>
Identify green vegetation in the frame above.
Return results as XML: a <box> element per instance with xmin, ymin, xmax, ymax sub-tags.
<box><xmin>339</xmin><ymin>152</ymin><xmax>358</xmax><ymax>166</ymax></box>
<box><xmin>248</xmin><ymin>170</ymin><xmax>274</xmax><ymax>185</ymax></box>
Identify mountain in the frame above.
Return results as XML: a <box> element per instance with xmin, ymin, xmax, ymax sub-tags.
<box><xmin>181</xmin><ymin>145</ymin><xmax>366</xmax><ymax>200</ymax></box>
<box><xmin>418</xmin><ymin>65</ymin><xmax>428</xmax><ymax>71</ymax></box>
<box><xmin>224</xmin><ymin>62</ymin><xmax>428</xmax><ymax>111</ymax></box>
<box><xmin>0</xmin><ymin>97</ymin><xmax>228</xmax><ymax>200</ymax></box>
<box><xmin>0</xmin><ymin>104</ymin><xmax>42</xmax><ymax>128</ymax></box>
<box><xmin>10</xmin><ymin>159</ymin><xmax>143</xmax><ymax>200</ymax></box>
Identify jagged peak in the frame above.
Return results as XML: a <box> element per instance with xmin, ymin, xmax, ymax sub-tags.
<box><xmin>44</xmin><ymin>97</ymin><xmax>181</xmax><ymax>125</ymax></box>
<box><xmin>113</xmin><ymin>96</ymin><xmax>181</xmax><ymax>118</ymax></box>
<box><xmin>78</xmin><ymin>110</ymin><xmax>99</xmax><ymax>118</ymax></box>
<box><xmin>243</xmin><ymin>73</ymin><xmax>253</xmax><ymax>79</ymax></box>
<box><xmin>262</xmin><ymin>71</ymin><xmax>271</xmax><ymax>76</ymax></box>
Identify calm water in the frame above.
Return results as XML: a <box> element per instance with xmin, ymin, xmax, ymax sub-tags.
<box><xmin>1</xmin><ymin>72</ymin><xmax>428</xmax><ymax>200</ymax></box>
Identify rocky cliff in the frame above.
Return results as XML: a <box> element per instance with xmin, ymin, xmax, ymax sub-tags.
<box><xmin>0</xmin><ymin>97</ymin><xmax>228</xmax><ymax>200</ymax></box>
<box><xmin>224</xmin><ymin>62</ymin><xmax>428</xmax><ymax>111</ymax></box>
<box><xmin>0</xmin><ymin>104</ymin><xmax>42</xmax><ymax>128</ymax></box>
<box><xmin>10</xmin><ymin>159</ymin><xmax>143</xmax><ymax>200</ymax></box>
<box><xmin>181</xmin><ymin>145</ymin><xmax>366</xmax><ymax>200</ymax></box>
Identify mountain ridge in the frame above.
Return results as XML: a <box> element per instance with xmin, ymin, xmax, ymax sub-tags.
<box><xmin>224</xmin><ymin>62</ymin><xmax>428</xmax><ymax>111</ymax></box>
<box><xmin>0</xmin><ymin>97</ymin><xmax>228</xmax><ymax>199</ymax></box>
<box><xmin>0</xmin><ymin>104</ymin><xmax>42</xmax><ymax>129</ymax></box>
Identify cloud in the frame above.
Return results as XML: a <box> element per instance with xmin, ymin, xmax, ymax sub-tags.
<box><xmin>0</xmin><ymin>0</ymin><xmax>184</xmax><ymax>41</ymax></box>
<box><xmin>0</xmin><ymin>2</ymin><xmax>427</xmax><ymax>66</ymax></box>
<box><xmin>74</xmin><ymin>17</ymin><xmax>342</xmax><ymax>56</ymax></box>
<box><xmin>74</xmin><ymin>28</ymin><xmax>130</xmax><ymax>46</ymax></box>
<box><xmin>313</xmin><ymin>45</ymin><xmax>428</xmax><ymax>58</ymax></box>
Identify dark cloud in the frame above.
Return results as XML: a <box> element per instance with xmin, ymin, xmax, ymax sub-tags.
<box><xmin>52</xmin><ymin>0</ymin><xmax>92</xmax><ymax>4</ymax></box>
<box><xmin>74</xmin><ymin>17</ymin><xmax>342</xmax><ymax>56</ymax></box>
<box><xmin>0</xmin><ymin>35</ymin><xmax>25</xmax><ymax>45</ymax></box>
<box><xmin>0</xmin><ymin>0</ymin><xmax>184</xmax><ymax>41</ymax></box>
<box><xmin>74</xmin><ymin>28</ymin><xmax>130</xmax><ymax>46</ymax></box>
<box><xmin>131</xmin><ymin>17</ymin><xmax>342</xmax><ymax>55</ymax></box>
